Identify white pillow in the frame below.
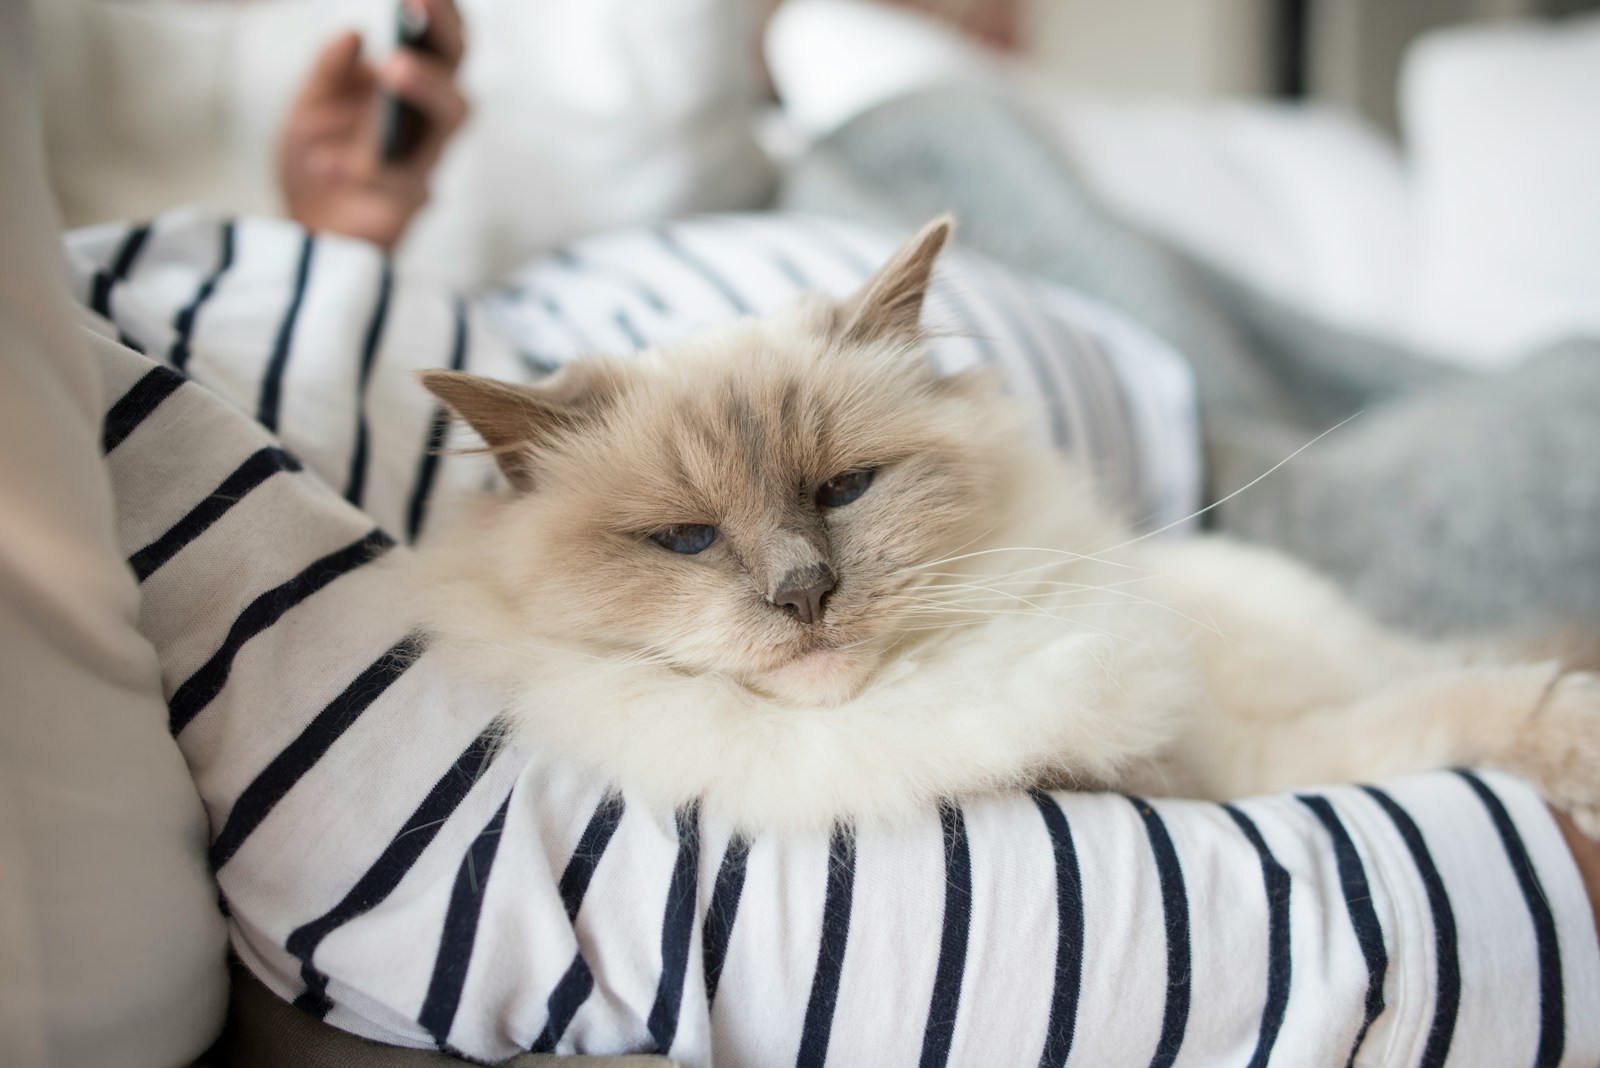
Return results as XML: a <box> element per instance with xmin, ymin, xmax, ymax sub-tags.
<box><xmin>1401</xmin><ymin>14</ymin><xmax>1600</xmax><ymax>365</ymax></box>
<box><xmin>35</xmin><ymin>0</ymin><xmax>775</xmax><ymax>288</ymax></box>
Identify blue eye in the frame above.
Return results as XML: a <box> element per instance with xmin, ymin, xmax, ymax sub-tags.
<box><xmin>651</xmin><ymin>524</ymin><xmax>717</xmax><ymax>554</ymax></box>
<box><xmin>816</xmin><ymin>469</ymin><xmax>873</xmax><ymax>508</ymax></box>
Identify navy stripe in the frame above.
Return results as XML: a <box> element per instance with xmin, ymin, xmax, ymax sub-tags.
<box><xmin>529</xmin><ymin>955</ymin><xmax>594</xmax><ymax>1054</ymax></box>
<box><xmin>1297</xmin><ymin>794</ymin><xmax>1387</xmax><ymax>1068</ymax></box>
<box><xmin>1361</xmin><ymin>786</ymin><xmax>1459</xmax><ymax>1068</ymax></box>
<box><xmin>657</xmin><ymin>228</ymin><xmax>751</xmax><ymax>315</ymax></box>
<box><xmin>91</xmin><ymin>223</ymin><xmax>153</xmax><ymax>318</ymax></box>
<box><xmin>527</xmin><ymin>793</ymin><xmax>627</xmax><ymax>1052</ymax></box>
<box><xmin>1454</xmin><ymin>770</ymin><xmax>1564</xmax><ymax>1066</ymax></box>
<box><xmin>540</xmin><ymin>293</ymin><xmax>596</xmax><ymax>355</ymax></box>
<box><xmin>806</xmin><ymin>223</ymin><xmax>875</xmax><ymax>279</ymax></box>
<box><xmin>551</xmin><ymin>247</ymin><xmax>669</xmax><ymax>313</ymax></box>
<box><xmin>167</xmin><ymin>528</ymin><xmax>395</xmax><ymax>734</ymax></box>
<box><xmin>129</xmin><ymin>447</ymin><xmax>301</xmax><ymax>581</ymax></box>
<box><xmin>209</xmin><ymin>634</ymin><xmax>425</xmax><ymax>872</ymax></box>
<box><xmin>615</xmin><ymin>309</ymin><xmax>646</xmax><ymax>351</ymax></box>
<box><xmin>102</xmin><ymin>365</ymin><xmax>185</xmax><ymax>454</ymax></box>
<box><xmin>344</xmin><ymin>258</ymin><xmax>393</xmax><ymax>507</ymax></box>
<box><xmin>988</xmin><ymin>270</ymin><xmax>1072</xmax><ymax>449</ymax></box>
<box><xmin>1031</xmin><ymin>791</ymin><xmax>1084</xmax><ymax>1068</ymax></box>
<box><xmin>919</xmin><ymin>801</ymin><xmax>973</xmax><ymax>1068</ymax></box>
<box><xmin>647</xmin><ymin>803</ymin><xmax>702</xmax><ymax>1055</ymax></box>
<box><xmin>702</xmin><ymin>833</ymin><xmax>751</xmax><ymax>1006</ymax></box>
<box><xmin>520</xmin><ymin>349</ymin><xmax>560</xmax><ymax>377</ymax></box>
<box><xmin>419</xmin><ymin>791</ymin><xmax>514</xmax><ymax>1046</ymax></box>
<box><xmin>170</xmin><ymin>219</ymin><xmax>236</xmax><ymax>371</ymax></box>
<box><xmin>934</xmin><ymin>280</ymin><xmax>1000</xmax><ymax>368</ymax></box>
<box><xmin>559</xmin><ymin>793</ymin><xmax>626</xmax><ymax>922</ymax></box>
<box><xmin>1070</xmin><ymin>328</ymin><xmax>1144</xmax><ymax>518</ymax></box>
<box><xmin>288</xmin><ymin>726</ymin><xmax>500</xmax><ymax>1019</ymax></box>
<box><xmin>1223</xmin><ymin>804</ymin><xmax>1292</xmax><ymax>1068</ymax></box>
<box><xmin>796</xmin><ymin>825</ymin><xmax>856</xmax><ymax>1068</ymax></box>
<box><xmin>258</xmin><ymin>234</ymin><xmax>315</xmax><ymax>432</ymax></box>
<box><xmin>770</xmin><ymin>249</ymin><xmax>811</xmax><ymax>289</ymax></box>
<box><xmin>1127</xmin><ymin>796</ymin><xmax>1190</xmax><ymax>1068</ymax></box>
<box><xmin>406</xmin><ymin>297</ymin><xmax>468</xmax><ymax>542</ymax></box>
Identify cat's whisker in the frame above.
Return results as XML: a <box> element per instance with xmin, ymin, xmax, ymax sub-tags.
<box><xmin>1079</xmin><ymin>414</ymin><xmax>1361</xmax><ymax>561</ymax></box>
<box><xmin>911</xmin><ymin>545</ymin><xmax>1147</xmax><ymax>574</ymax></box>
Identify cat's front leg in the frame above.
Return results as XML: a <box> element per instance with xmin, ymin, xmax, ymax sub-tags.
<box><xmin>1177</xmin><ymin>662</ymin><xmax>1585</xmax><ymax>802</ymax></box>
<box><xmin>1501</xmin><ymin>671</ymin><xmax>1600</xmax><ymax>838</ymax></box>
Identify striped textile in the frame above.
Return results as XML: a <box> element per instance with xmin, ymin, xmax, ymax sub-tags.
<box><xmin>479</xmin><ymin>214</ymin><xmax>1201</xmax><ymax>532</ymax></box>
<box><xmin>67</xmin><ymin>209</ymin><xmax>1600</xmax><ymax>1065</ymax></box>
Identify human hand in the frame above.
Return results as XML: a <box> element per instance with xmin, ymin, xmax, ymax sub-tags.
<box><xmin>1551</xmin><ymin>806</ymin><xmax>1600</xmax><ymax>950</ymax></box>
<box><xmin>278</xmin><ymin>0</ymin><xmax>467</xmax><ymax>249</ymax></box>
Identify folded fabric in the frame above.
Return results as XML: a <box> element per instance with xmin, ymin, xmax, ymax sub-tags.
<box><xmin>66</xmin><ymin>209</ymin><xmax>1600</xmax><ymax>1065</ymax></box>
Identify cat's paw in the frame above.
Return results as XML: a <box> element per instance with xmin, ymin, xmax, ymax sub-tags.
<box><xmin>1508</xmin><ymin>672</ymin><xmax>1600</xmax><ymax>839</ymax></box>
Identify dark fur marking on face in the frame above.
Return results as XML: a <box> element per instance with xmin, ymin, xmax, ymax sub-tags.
<box><xmin>720</xmin><ymin>386</ymin><xmax>767</xmax><ymax>484</ymax></box>
<box><xmin>778</xmin><ymin>379</ymin><xmax>802</xmax><ymax>431</ymax></box>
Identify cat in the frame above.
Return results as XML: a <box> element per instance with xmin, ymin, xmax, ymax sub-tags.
<box><xmin>408</xmin><ymin>216</ymin><xmax>1600</xmax><ymax>834</ymax></box>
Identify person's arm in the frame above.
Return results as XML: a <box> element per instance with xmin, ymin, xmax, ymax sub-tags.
<box><xmin>278</xmin><ymin>0</ymin><xmax>468</xmax><ymax>249</ymax></box>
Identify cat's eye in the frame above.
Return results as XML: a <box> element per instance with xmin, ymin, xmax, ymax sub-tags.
<box><xmin>816</xmin><ymin>469</ymin><xmax>874</xmax><ymax>509</ymax></box>
<box><xmin>650</xmin><ymin>524</ymin><xmax>717</xmax><ymax>554</ymax></box>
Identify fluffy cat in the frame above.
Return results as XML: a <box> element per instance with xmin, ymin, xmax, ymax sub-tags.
<box><xmin>409</xmin><ymin>216</ymin><xmax>1600</xmax><ymax>834</ymax></box>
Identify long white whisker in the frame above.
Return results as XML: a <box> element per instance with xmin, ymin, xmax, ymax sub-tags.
<box><xmin>1086</xmin><ymin>413</ymin><xmax>1362</xmax><ymax>558</ymax></box>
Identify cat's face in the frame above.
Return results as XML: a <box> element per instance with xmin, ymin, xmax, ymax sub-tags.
<box><xmin>426</xmin><ymin>218</ymin><xmax>1024</xmax><ymax>703</ymax></box>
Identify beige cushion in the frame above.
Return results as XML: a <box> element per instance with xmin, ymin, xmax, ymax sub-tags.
<box><xmin>0</xmin><ymin>5</ymin><xmax>227</xmax><ymax>1067</ymax></box>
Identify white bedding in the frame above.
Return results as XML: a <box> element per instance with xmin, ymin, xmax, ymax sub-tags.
<box><xmin>767</xmin><ymin>0</ymin><xmax>1600</xmax><ymax>368</ymax></box>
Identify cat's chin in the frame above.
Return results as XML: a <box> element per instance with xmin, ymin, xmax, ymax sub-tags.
<box><xmin>748</xmin><ymin>647</ymin><xmax>872</xmax><ymax>707</ymax></box>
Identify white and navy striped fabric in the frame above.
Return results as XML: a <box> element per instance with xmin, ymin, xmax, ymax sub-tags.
<box><xmin>69</xmin><ymin>209</ymin><xmax>1600</xmax><ymax>1066</ymax></box>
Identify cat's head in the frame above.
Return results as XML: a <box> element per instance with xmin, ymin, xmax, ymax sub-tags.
<box><xmin>423</xmin><ymin>217</ymin><xmax>1027</xmax><ymax>704</ymax></box>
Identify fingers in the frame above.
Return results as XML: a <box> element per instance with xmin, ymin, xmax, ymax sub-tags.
<box><xmin>379</xmin><ymin>50</ymin><xmax>469</xmax><ymax>162</ymax></box>
<box><xmin>410</xmin><ymin>0</ymin><xmax>465</xmax><ymax>71</ymax></box>
<box><xmin>300</xmin><ymin>31</ymin><xmax>369</xmax><ymax>104</ymax></box>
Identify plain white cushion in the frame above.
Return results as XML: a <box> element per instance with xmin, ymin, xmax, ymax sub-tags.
<box><xmin>1401</xmin><ymin>13</ymin><xmax>1600</xmax><ymax>364</ymax></box>
<box><xmin>35</xmin><ymin>0</ymin><xmax>775</xmax><ymax>288</ymax></box>
<box><xmin>0</xmin><ymin>6</ymin><xmax>228</xmax><ymax>1067</ymax></box>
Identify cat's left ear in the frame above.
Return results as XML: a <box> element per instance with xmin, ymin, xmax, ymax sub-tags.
<box><xmin>419</xmin><ymin>362</ymin><xmax>625</xmax><ymax>490</ymax></box>
<box><xmin>835</xmin><ymin>214</ymin><xmax>953</xmax><ymax>346</ymax></box>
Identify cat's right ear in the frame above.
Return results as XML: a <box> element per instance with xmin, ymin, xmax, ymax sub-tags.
<box><xmin>419</xmin><ymin>364</ymin><xmax>623</xmax><ymax>490</ymax></box>
<box><xmin>835</xmin><ymin>214</ymin><xmax>953</xmax><ymax>346</ymax></box>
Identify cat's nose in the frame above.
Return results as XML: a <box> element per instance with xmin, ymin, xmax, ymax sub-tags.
<box><xmin>772</xmin><ymin>565</ymin><xmax>836</xmax><ymax>626</ymax></box>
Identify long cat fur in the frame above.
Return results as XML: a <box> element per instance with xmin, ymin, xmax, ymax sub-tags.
<box><xmin>408</xmin><ymin>217</ymin><xmax>1600</xmax><ymax>834</ymax></box>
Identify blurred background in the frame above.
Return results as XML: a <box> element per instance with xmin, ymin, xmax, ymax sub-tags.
<box><xmin>34</xmin><ymin>0</ymin><xmax>1600</xmax><ymax>368</ymax></box>
<box><xmin>828</xmin><ymin>0</ymin><xmax>1599</xmax><ymax>129</ymax></box>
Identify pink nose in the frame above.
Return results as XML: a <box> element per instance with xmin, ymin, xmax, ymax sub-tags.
<box><xmin>772</xmin><ymin>567</ymin><xmax>836</xmax><ymax>625</ymax></box>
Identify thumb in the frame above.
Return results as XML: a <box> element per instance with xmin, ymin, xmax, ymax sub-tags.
<box><xmin>301</xmin><ymin>31</ymin><xmax>366</xmax><ymax>102</ymax></box>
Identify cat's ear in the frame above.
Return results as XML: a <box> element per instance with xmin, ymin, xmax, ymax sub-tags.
<box><xmin>836</xmin><ymin>214</ymin><xmax>953</xmax><ymax>346</ymax></box>
<box><xmin>419</xmin><ymin>363</ymin><xmax>624</xmax><ymax>490</ymax></box>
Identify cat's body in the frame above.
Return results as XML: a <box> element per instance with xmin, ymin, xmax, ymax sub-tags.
<box><xmin>412</xmin><ymin>217</ymin><xmax>1600</xmax><ymax>834</ymax></box>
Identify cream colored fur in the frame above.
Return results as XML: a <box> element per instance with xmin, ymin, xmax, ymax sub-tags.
<box><xmin>406</xmin><ymin>218</ymin><xmax>1600</xmax><ymax>834</ymax></box>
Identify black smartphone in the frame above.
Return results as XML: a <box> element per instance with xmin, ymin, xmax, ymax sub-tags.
<box><xmin>379</xmin><ymin>1</ymin><xmax>439</xmax><ymax>165</ymax></box>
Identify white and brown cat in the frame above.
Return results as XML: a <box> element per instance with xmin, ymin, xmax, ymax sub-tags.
<box><xmin>409</xmin><ymin>217</ymin><xmax>1600</xmax><ymax>833</ymax></box>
